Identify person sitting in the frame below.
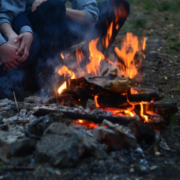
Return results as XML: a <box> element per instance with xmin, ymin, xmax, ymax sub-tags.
<box><xmin>25</xmin><ymin>0</ymin><xmax>130</xmax><ymax>56</ymax></box>
<box><xmin>0</xmin><ymin>0</ymin><xmax>40</xmax><ymax>99</ymax></box>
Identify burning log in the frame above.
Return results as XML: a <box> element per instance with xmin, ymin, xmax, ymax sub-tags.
<box><xmin>33</xmin><ymin>108</ymin><xmax>139</xmax><ymax>125</ymax></box>
<box><xmin>104</xmin><ymin>77</ymin><xmax>134</xmax><ymax>93</ymax></box>
<box><xmin>143</xmin><ymin>102</ymin><xmax>178</xmax><ymax>117</ymax></box>
<box><xmin>97</xmin><ymin>91</ymin><xmax>161</xmax><ymax>108</ymax></box>
<box><xmin>60</xmin><ymin>77</ymin><xmax>161</xmax><ymax>108</ymax></box>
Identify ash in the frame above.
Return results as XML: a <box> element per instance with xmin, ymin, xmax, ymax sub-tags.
<box><xmin>0</xmin><ymin>98</ymin><xmax>179</xmax><ymax>180</ymax></box>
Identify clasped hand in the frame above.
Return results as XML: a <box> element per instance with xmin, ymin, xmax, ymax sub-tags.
<box><xmin>0</xmin><ymin>32</ymin><xmax>33</xmax><ymax>71</ymax></box>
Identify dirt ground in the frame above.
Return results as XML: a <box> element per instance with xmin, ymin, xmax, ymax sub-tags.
<box><xmin>0</xmin><ymin>0</ymin><xmax>180</xmax><ymax>179</ymax></box>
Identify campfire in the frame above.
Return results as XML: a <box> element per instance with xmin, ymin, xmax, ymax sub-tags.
<box><xmin>0</xmin><ymin>12</ymin><xmax>178</xmax><ymax>172</ymax></box>
<box><xmin>52</xmin><ymin>32</ymin><xmax>177</xmax><ymax>130</ymax></box>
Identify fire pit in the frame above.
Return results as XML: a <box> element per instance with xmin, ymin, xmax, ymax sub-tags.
<box><xmin>0</xmin><ymin>32</ymin><xmax>179</xmax><ymax>180</ymax></box>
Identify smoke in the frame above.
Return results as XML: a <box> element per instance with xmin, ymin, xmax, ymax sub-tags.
<box><xmin>0</xmin><ymin>69</ymin><xmax>25</xmax><ymax>100</ymax></box>
<box><xmin>28</xmin><ymin>0</ymin><xmax>130</xmax><ymax>97</ymax></box>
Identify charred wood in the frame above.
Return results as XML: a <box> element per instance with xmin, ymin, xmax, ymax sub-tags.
<box><xmin>59</xmin><ymin>77</ymin><xmax>161</xmax><ymax>108</ymax></box>
<box><xmin>33</xmin><ymin>108</ymin><xmax>139</xmax><ymax>125</ymax></box>
<box><xmin>143</xmin><ymin>102</ymin><xmax>178</xmax><ymax>117</ymax></box>
<box><xmin>97</xmin><ymin>91</ymin><xmax>161</xmax><ymax>108</ymax></box>
<box><xmin>128</xmin><ymin>121</ymin><xmax>155</xmax><ymax>144</ymax></box>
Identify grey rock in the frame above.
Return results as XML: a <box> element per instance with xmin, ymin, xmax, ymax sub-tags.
<box><xmin>35</xmin><ymin>123</ymin><xmax>106</xmax><ymax>168</ymax></box>
<box><xmin>0</xmin><ymin>130</ymin><xmax>37</xmax><ymax>162</ymax></box>
<box><xmin>93</xmin><ymin>126</ymin><xmax>137</xmax><ymax>150</ymax></box>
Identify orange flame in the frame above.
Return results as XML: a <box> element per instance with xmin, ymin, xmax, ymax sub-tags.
<box><xmin>115</xmin><ymin>32</ymin><xmax>146</xmax><ymax>79</ymax></box>
<box><xmin>94</xmin><ymin>95</ymin><xmax>100</xmax><ymax>108</ymax></box>
<box><xmin>76</xmin><ymin>48</ymin><xmax>84</xmax><ymax>65</ymax></box>
<box><xmin>61</xmin><ymin>53</ymin><xmax>64</xmax><ymax>60</ymax></box>
<box><xmin>142</xmin><ymin>37</ymin><xmax>146</xmax><ymax>51</ymax></box>
<box><xmin>86</xmin><ymin>38</ymin><xmax>105</xmax><ymax>75</ymax></box>
<box><xmin>124</xmin><ymin>110</ymin><xmax>135</xmax><ymax>117</ymax></box>
<box><xmin>140</xmin><ymin>103</ymin><xmax>148</xmax><ymax>122</ymax></box>
<box><xmin>74</xmin><ymin>119</ymin><xmax>99</xmax><ymax>129</ymax></box>
<box><xmin>58</xmin><ymin>81</ymin><xmax>67</xmax><ymax>94</ymax></box>
<box><xmin>58</xmin><ymin>66</ymin><xmax>76</xmax><ymax>94</ymax></box>
<box><xmin>76</xmin><ymin>48</ymin><xmax>86</xmax><ymax>76</ymax></box>
<box><xmin>102</xmin><ymin>21</ymin><xmax>113</xmax><ymax>48</ymax></box>
<box><xmin>114</xmin><ymin>3</ymin><xmax>128</xmax><ymax>29</ymax></box>
<box><xmin>58</xmin><ymin>66</ymin><xmax>76</xmax><ymax>79</ymax></box>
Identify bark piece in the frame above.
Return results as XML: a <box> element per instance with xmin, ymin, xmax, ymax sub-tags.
<box><xmin>104</xmin><ymin>77</ymin><xmax>134</xmax><ymax>93</ymax></box>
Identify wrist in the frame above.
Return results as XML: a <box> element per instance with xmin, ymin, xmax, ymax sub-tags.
<box><xmin>24</xmin><ymin>32</ymin><xmax>34</xmax><ymax>40</ymax></box>
<box><xmin>0</xmin><ymin>42</ymin><xmax>8</xmax><ymax>55</ymax></box>
<box><xmin>7</xmin><ymin>33</ymin><xmax>18</xmax><ymax>41</ymax></box>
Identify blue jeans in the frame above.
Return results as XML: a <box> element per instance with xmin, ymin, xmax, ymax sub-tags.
<box><xmin>27</xmin><ymin>0</ymin><xmax>130</xmax><ymax>57</ymax></box>
<box><xmin>0</xmin><ymin>13</ymin><xmax>41</xmax><ymax>99</ymax></box>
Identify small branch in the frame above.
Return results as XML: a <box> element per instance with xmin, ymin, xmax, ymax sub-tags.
<box><xmin>13</xmin><ymin>92</ymin><xmax>19</xmax><ymax>113</ymax></box>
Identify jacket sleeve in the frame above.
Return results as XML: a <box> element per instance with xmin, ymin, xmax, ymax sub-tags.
<box><xmin>0</xmin><ymin>33</ymin><xmax>6</xmax><ymax>46</ymax></box>
<box><xmin>71</xmin><ymin>0</ymin><xmax>99</xmax><ymax>26</ymax></box>
<box><xmin>83</xmin><ymin>3</ymin><xmax>99</xmax><ymax>26</ymax></box>
<box><xmin>12</xmin><ymin>12</ymin><xmax>33</xmax><ymax>35</ymax></box>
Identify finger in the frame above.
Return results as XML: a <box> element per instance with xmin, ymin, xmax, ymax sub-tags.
<box><xmin>16</xmin><ymin>44</ymin><xmax>25</xmax><ymax>55</ymax></box>
<box><xmin>9</xmin><ymin>63</ymin><xmax>18</xmax><ymax>69</ymax></box>
<box><xmin>19</xmin><ymin>49</ymin><xmax>29</xmax><ymax>62</ymax></box>
<box><xmin>12</xmin><ymin>60</ymin><xmax>21</xmax><ymax>66</ymax></box>
<box><xmin>32</xmin><ymin>1</ymin><xmax>39</xmax><ymax>12</ymax></box>
<box><xmin>14</xmin><ymin>34</ymin><xmax>23</xmax><ymax>43</ymax></box>
<box><xmin>5</xmin><ymin>64</ymin><xmax>13</xmax><ymax>71</ymax></box>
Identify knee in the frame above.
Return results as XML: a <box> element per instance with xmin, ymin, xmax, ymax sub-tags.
<box><xmin>24</xmin><ymin>32</ymin><xmax>40</xmax><ymax>67</ymax></box>
<box><xmin>30</xmin><ymin>33</ymin><xmax>41</xmax><ymax>58</ymax></box>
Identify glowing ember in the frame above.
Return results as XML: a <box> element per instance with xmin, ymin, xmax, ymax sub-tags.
<box><xmin>131</xmin><ymin>88</ymin><xmax>138</xmax><ymax>94</ymax></box>
<box><xmin>86</xmin><ymin>38</ymin><xmax>105</xmax><ymax>75</ymax></box>
<box><xmin>74</xmin><ymin>119</ymin><xmax>99</xmax><ymax>129</ymax></box>
<box><xmin>124</xmin><ymin>110</ymin><xmax>135</xmax><ymax>117</ymax></box>
<box><xmin>114</xmin><ymin>32</ymin><xmax>146</xmax><ymax>79</ymax></box>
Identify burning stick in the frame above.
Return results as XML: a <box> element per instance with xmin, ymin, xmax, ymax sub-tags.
<box><xmin>33</xmin><ymin>108</ymin><xmax>139</xmax><ymax>125</ymax></box>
